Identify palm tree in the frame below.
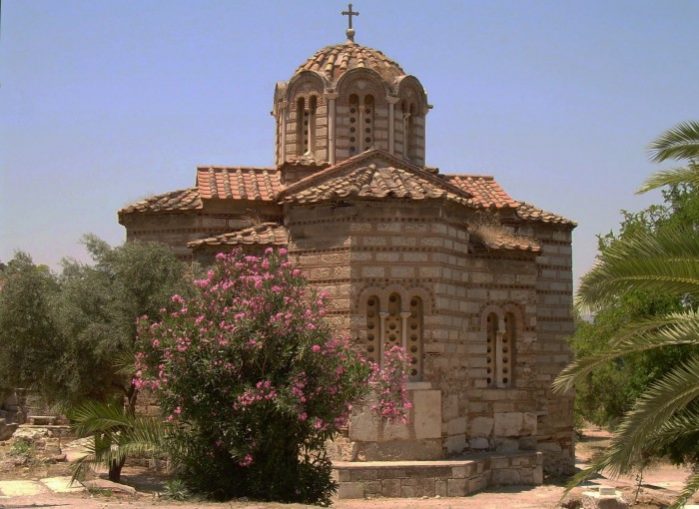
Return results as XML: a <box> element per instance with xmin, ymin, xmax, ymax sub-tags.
<box><xmin>554</xmin><ymin>120</ymin><xmax>699</xmax><ymax>509</ymax></box>
<box><xmin>70</xmin><ymin>400</ymin><xmax>166</xmax><ymax>483</ymax></box>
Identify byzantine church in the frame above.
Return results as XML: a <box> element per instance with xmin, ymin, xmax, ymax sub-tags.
<box><xmin>119</xmin><ymin>15</ymin><xmax>575</xmax><ymax>478</ymax></box>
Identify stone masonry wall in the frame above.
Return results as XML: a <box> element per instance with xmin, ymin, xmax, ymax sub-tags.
<box><xmin>530</xmin><ymin>223</ymin><xmax>576</xmax><ymax>474</ymax></box>
<box><xmin>283</xmin><ymin>199</ymin><xmax>567</xmax><ymax>466</ymax></box>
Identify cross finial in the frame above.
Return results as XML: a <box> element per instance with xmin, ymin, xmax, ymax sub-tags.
<box><xmin>341</xmin><ymin>3</ymin><xmax>359</xmax><ymax>42</ymax></box>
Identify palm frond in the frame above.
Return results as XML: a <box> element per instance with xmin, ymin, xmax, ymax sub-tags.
<box><xmin>577</xmin><ymin>226</ymin><xmax>699</xmax><ymax>310</ymax></box>
<box><xmin>553</xmin><ymin>310</ymin><xmax>699</xmax><ymax>394</ymax></box>
<box><xmin>668</xmin><ymin>470</ymin><xmax>699</xmax><ymax>509</ymax></box>
<box><xmin>69</xmin><ymin>400</ymin><xmax>167</xmax><ymax>483</ymax></box>
<box><xmin>637</xmin><ymin>164</ymin><xmax>699</xmax><ymax>194</ymax></box>
<box><xmin>583</xmin><ymin>357</ymin><xmax>699</xmax><ymax>477</ymax></box>
<box><xmin>648</xmin><ymin>120</ymin><xmax>699</xmax><ymax>163</ymax></box>
<box><xmin>647</xmin><ymin>409</ymin><xmax>699</xmax><ymax>447</ymax></box>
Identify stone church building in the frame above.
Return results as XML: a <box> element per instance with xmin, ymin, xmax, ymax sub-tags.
<box><xmin>119</xmin><ymin>20</ymin><xmax>575</xmax><ymax>494</ymax></box>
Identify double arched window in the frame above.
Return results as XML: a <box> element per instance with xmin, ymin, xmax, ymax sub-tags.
<box><xmin>364</xmin><ymin>291</ymin><xmax>424</xmax><ymax>381</ymax></box>
<box><xmin>348</xmin><ymin>93</ymin><xmax>374</xmax><ymax>155</ymax></box>
<box><xmin>483</xmin><ymin>307</ymin><xmax>519</xmax><ymax>388</ymax></box>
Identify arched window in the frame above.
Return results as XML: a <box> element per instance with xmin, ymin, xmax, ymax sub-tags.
<box><xmin>365</xmin><ymin>296</ymin><xmax>381</xmax><ymax>363</ymax></box>
<box><xmin>363</xmin><ymin>291</ymin><xmax>425</xmax><ymax>380</ymax></box>
<box><xmin>485</xmin><ymin>309</ymin><xmax>515</xmax><ymax>388</ymax></box>
<box><xmin>502</xmin><ymin>312</ymin><xmax>516</xmax><ymax>387</ymax></box>
<box><xmin>385</xmin><ymin>292</ymin><xmax>402</xmax><ymax>353</ymax></box>
<box><xmin>296</xmin><ymin>97</ymin><xmax>306</xmax><ymax>155</ymax></box>
<box><xmin>407</xmin><ymin>296</ymin><xmax>423</xmax><ymax>381</ymax></box>
<box><xmin>349</xmin><ymin>94</ymin><xmax>359</xmax><ymax>155</ymax></box>
<box><xmin>308</xmin><ymin>95</ymin><xmax>317</xmax><ymax>154</ymax></box>
<box><xmin>362</xmin><ymin>94</ymin><xmax>374</xmax><ymax>151</ymax></box>
<box><xmin>486</xmin><ymin>312</ymin><xmax>498</xmax><ymax>387</ymax></box>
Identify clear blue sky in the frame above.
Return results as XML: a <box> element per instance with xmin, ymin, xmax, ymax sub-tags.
<box><xmin>1</xmin><ymin>0</ymin><xmax>698</xmax><ymax>289</ymax></box>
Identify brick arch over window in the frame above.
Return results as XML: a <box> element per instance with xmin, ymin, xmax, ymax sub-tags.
<box><xmin>357</xmin><ymin>286</ymin><xmax>432</xmax><ymax>381</ymax></box>
<box><xmin>479</xmin><ymin>303</ymin><xmax>520</xmax><ymax>388</ymax></box>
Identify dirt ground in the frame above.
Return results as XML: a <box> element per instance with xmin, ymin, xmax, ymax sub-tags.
<box><xmin>0</xmin><ymin>427</ymin><xmax>695</xmax><ymax>509</ymax></box>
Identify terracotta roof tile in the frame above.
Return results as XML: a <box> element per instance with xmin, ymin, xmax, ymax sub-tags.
<box><xmin>196</xmin><ymin>167</ymin><xmax>281</xmax><ymax>201</ymax></box>
<box><xmin>119</xmin><ymin>188</ymin><xmax>202</xmax><ymax>216</ymax></box>
<box><xmin>188</xmin><ymin>223</ymin><xmax>288</xmax><ymax>249</ymax></box>
<box><xmin>296</xmin><ymin>42</ymin><xmax>405</xmax><ymax>82</ymax></box>
<box><xmin>516</xmin><ymin>202</ymin><xmax>576</xmax><ymax>226</ymax></box>
<box><xmin>281</xmin><ymin>166</ymin><xmax>469</xmax><ymax>205</ymax></box>
<box><xmin>470</xmin><ymin>225</ymin><xmax>541</xmax><ymax>253</ymax></box>
<box><xmin>445</xmin><ymin>175</ymin><xmax>519</xmax><ymax>209</ymax></box>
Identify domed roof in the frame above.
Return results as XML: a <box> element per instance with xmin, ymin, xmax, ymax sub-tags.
<box><xmin>295</xmin><ymin>41</ymin><xmax>406</xmax><ymax>82</ymax></box>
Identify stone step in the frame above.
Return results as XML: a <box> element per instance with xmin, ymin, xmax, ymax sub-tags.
<box><xmin>333</xmin><ymin>450</ymin><xmax>543</xmax><ymax>499</ymax></box>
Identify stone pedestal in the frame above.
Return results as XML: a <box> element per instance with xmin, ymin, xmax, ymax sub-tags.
<box><xmin>345</xmin><ymin>385</ymin><xmax>442</xmax><ymax>461</ymax></box>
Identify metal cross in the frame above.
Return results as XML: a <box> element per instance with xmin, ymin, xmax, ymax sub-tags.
<box><xmin>341</xmin><ymin>3</ymin><xmax>359</xmax><ymax>42</ymax></box>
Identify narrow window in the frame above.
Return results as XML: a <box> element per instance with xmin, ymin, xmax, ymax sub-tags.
<box><xmin>401</xmin><ymin>101</ymin><xmax>410</xmax><ymax>158</ymax></box>
<box><xmin>407</xmin><ymin>296</ymin><xmax>423</xmax><ymax>380</ymax></box>
<box><xmin>296</xmin><ymin>97</ymin><xmax>306</xmax><ymax>155</ymax></box>
<box><xmin>502</xmin><ymin>312</ymin><xmax>515</xmax><ymax>387</ymax></box>
<box><xmin>349</xmin><ymin>94</ymin><xmax>359</xmax><ymax>155</ymax></box>
<box><xmin>362</xmin><ymin>94</ymin><xmax>374</xmax><ymax>151</ymax></box>
<box><xmin>384</xmin><ymin>293</ymin><xmax>402</xmax><ymax>356</ymax></box>
<box><xmin>486</xmin><ymin>312</ymin><xmax>498</xmax><ymax>387</ymax></box>
<box><xmin>407</xmin><ymin>103</ymin><xmax>415</xmax><ymax>160</ymax></box>
<box><xmin>308</xmin><ymin>95</ymin><xmax>317</xmax><ymax>154</ymax></box>
<box><xmin>365</xmin><ymin>296</ymin><xmax>380</xmax><ymax>363</ymax></box>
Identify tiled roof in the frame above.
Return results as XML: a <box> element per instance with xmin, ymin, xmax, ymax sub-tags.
<box><xmin>279</xmin><ymin>151</ymin><xmax>472</xmax><ymax>205</ymax></box>
<box><xmin>516</xmin><ymin>202</ymin><xmax>576</xmax><ymax>226</ymax></box>
<box><xmin>470</xmin><ymin>225</ymin><xmax>541</xmax><ymax>253</ymax></box>
<box><xmin>296</xmin><ymin>42</ymin><xmax>405</xmax><ymax>82</ymax></box>
<box><xmin>188</xmin><ymin>223</ymin><xmax>288</xmax><ymax>249</ymax></box>
<box><xmin>196</xmin><ymin>167</ymin><xmax>281</xmax><ymax>201</ymax></box>
<box><xmin>445</xmin><ymin>175</ymin><xmax>519</xmax><ymax>209</ymax></box>
<box><xmin>119</xmin><ymin>188</ymin><xmax>202</xmax><ymax>216</ymax></box>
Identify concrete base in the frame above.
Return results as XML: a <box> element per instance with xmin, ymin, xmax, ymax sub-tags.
<box><xmin>333</xmin><ymin>450</ymin><xmax>542</xmax><ymax>499</ymax></box>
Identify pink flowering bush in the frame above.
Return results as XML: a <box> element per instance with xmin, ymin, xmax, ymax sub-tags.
<box><xmin>134</xmin><ymin>248</ymin><xmax>410</xmax><ymax>504</ymax></box>
<box><xmin>369</xmin><ymin>345</ymin><xmax>413</xmax><ymax>424</ymax></box>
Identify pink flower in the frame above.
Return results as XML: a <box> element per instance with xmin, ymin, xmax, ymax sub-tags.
<box><xmin>311</xmin><ymin>344</ymin><xmax>321</xmax><ymax>353</ymax></box>
<box><xmin>238</xmin><ymin>454</ymin><xmax>254</xmax><ymax>467</ymax></box>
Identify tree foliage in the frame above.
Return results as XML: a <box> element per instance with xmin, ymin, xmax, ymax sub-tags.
<box><xmin>556</xmin><ymin>120</ymin><xmax>699</xmax><ymax>508</ymax></box>
<box><xmin>0</xmin><ymin>236</ymin><xmax>190</xmax><ymax>406</ymax></box>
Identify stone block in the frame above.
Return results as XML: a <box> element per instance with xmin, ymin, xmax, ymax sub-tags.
<box><xmin>412</xmin><ymin>389</ymin><xmax>441</xmax><ymax>440</ymax></box>
<box><xmin>383</xmin><ymin>419</ymin><xmax>410</xmax><ymax>441</ymax></box>
<box><xmin>400</xmin><ymin>484</ymin><xmax>416</xmax><ymax>497</ymax></box>
<box><xmin>492</xmin><ymin>468</ymin><xmax>521</xmax><ymax>485</ymax></box>
<box><xmin>447</xmin><ymin>416</ymin><xmax>466</xmax><ymax>435</ymax></box>
<box><xmin>348</xmin><ymin>408</ymin><xmax>380</xmax><ymax>442</ymax></box>
<box><xmin>522</xmin><ymin>412</ymin><xmax>538</xmax><ymax>435</ymax></box>
<box><xmin>469</xmin><ymin>416</ymin><xmax>493</xmax><ymax>437</ymax></box>
<box><xmin>494</xmin><ymin>438</ymin><xmax>519</xmax><ymax>453</ymax></box>
<box><xmin>581</xmin><ymin>490</ymin><xmax>628</xmax><ymax>509</ymax></box>
<box><xmin>338</xmin><ymin>482</ymin><xmax>365</xmax><ymax>499</ymax></box>
<box><xmin>381</xmin><ymin>479</ymin><xmax>401</xmax><ymax>497</ymax></box>
<box><xmin>493</xmin><ymin>412</ymin><xmax>523</xmax><ymax>437</ymax></box>
<box><xmin>447</xmin><ymin>478</ymin><xmax>468</xmax><ymax>497</ymax></box>
<box><xmin>468</xmin><ymin>474</ymin><xmax>488</xmax><ymax>493</ymax></box>
<box><xmin>538</xmin><ymin>441</ymin><xmax>562</xmax><ymax>453</ymax></box>
<box><xmin>469</xmin><ymin>437</ymin><xmax>489</xmax><ymax>450</ymax></box>
<box><xmin>519</xmin><ymin>436</ymin><xmax>538</xmax><ymax>450</ymax></box>
<box><xmin>444</xmin><ymin>434</ymin><xmax>466</xmax><ymax>454</ymax></box>
<box><xmin>435</xmin><ymin>479</ymin><xmax>448</xmax><ymax>497</ymax></box>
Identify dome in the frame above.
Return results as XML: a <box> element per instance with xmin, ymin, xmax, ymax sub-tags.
<box><xmin>295</xmin><ymin>41</ymin><xmax>406</xmax><ymax>83</ymax></box>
